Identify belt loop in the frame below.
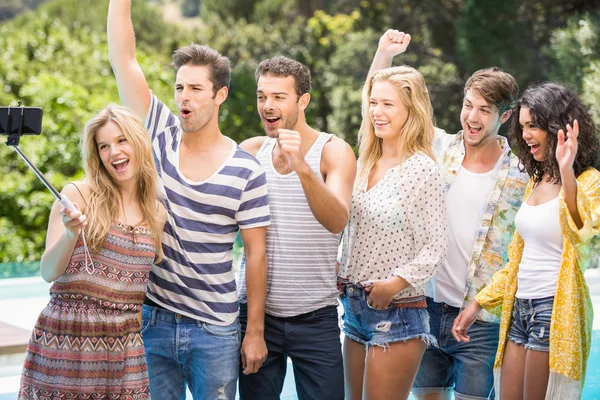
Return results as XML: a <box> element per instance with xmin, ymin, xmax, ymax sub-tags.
<box><xmin>150</xmin><ymin>306</ymin><xmax>157</xmax><ymax>326</ymax></box>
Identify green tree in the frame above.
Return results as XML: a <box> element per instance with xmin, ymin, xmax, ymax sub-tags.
<box><xmin>0</xmin><ymin>0</ymin><xmax>177</xmax><ymax>262</ymax></box>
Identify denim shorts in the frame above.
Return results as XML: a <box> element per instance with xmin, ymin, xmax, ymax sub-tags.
<box><xmin>412</xmin><ymin>297</ymin><xmax>499</xmax><ymax>400</ymax></box>
<box><xmin>339</xmin><ymin>284</ymin><xmax>433</xmax><ymax>348</ymax></box>
<box><xmin>507</xmin><ymin>296</ymin><xmax>554</xmax><ymax>352</ymax></box>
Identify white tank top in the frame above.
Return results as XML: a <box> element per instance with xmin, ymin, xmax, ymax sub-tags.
<box><xmin>238</xmin><ymin>132</ymin><xmax>340</xmax><ymax>317</ymax></box>
<box><xmin>515</xmin><ymin>196</ymin><xmax>563</xmax><ymax>299</ymax></box>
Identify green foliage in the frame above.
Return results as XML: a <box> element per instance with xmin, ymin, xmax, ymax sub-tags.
<box><xmin>200</xmin><ymin>0</ymin><xmax>257</xmax><ymax>20</ymax></box>
<box><xmin>180</xmin><ymin>0</ymin><xmax>200</xmax><ymax>17</ymax></box>
<box><xmin>581</xmin><ymin>60</ymin><xmax>600</xmax><ymax>124</ymax></box>
<box><xmin>0</xmin><ymin>0</ymin><xmax>47</xmax><ymax>22</ymax></box>
<box><xmin>547</xmin><ymin>14</ymin><xmax>600</xmax><ymax>167</ymax></box>
<box><xmin>0</xmin><ymin>0</ymin><xmax>175</xmax><ymax>262</ymax></box>
<box><xmin>1</xmin><ymin>0</ymin><xmax>599</xmax><ymax>270</ymax></box>
<box><xmin>548</xmin><ymin>14</ymin><xmax>600</xmax><ymax>88</ymax></box>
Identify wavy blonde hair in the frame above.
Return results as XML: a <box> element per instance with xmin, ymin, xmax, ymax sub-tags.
<box><xmin>80</xmin><ymin>105</ymin><xmax>163</xmax><ymax>261</ymax></box>
<box><xmin>357</xmin><ymin>66</ymin><xmax>435</xmax><ymax>184</ymax></box>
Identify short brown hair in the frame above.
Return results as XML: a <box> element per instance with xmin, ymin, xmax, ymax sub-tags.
<box><xmin>464</xmin><ymin>68</ymin><xmax>518</xmax><ymax>114</ymax></box>
<box><xmin>172</xmin><ymin>44</ymin><xmax>231</xmax><ymax>95</ymax></box>
<box><xmin>255</xmin><ymin>56</ymin><xmax>311</xmax><ymax>96</ymax></box>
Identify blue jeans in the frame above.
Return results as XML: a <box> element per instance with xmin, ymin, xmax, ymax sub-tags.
<box><xmin>238</xmin><ymin>303</ymin><xmax>344</xmax><ymax>400</ymax></box>
<box><xmin>412</xmin><ymin>298</ymin><xmax>499</xmax><ymax>400</ymax></box>
<box><xmin>141</xmin><ymin>304</ymin><xmax>240</xmax><ymax>400</ymax></box>
<box><xmin>508</xmin><ymin>296</ymin><xmax>554</xmax><ymax>352</ymax></box>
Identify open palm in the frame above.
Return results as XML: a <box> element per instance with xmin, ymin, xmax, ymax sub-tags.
<box><xmin>556</xmin><ymin>120</ymin><xmax>579</xmax><ymax>172</ymax></box>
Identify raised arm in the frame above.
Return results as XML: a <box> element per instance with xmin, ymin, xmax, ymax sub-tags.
<box><xmin>361</xmin><ymin>29</ymin><xmax>412</xmax><ymax>117</ymax></box>
<box><xmin>107</xmin><ymin>0</ymin><xmax>151</xmax><ymax>120</ymax></box>
<box><xmin>367</xmin><ymin>30</ymin><xmax>412</xmax><ymax>81</ymax></box>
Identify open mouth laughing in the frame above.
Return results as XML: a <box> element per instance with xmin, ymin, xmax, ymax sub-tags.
<box><xmin>112</xmin><ymin>158</ymin><xmax>129</xmax><ymax>172</ymax></box>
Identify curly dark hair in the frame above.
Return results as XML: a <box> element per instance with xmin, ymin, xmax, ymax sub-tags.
<box><xmin>509</xmin><ymin>82</ymin><xmax>599</xmax><ymax>183</ymax></box>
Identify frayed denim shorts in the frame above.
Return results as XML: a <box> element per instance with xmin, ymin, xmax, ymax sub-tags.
<box><xmin>339</xmin><ymin>284</ymin><xmax>434</xmax><ymax>348</ymax></box>
<box><xmin>507</xmin><ymin>296</ymin><xmax>554</xmax><ymax>352</ymax></box>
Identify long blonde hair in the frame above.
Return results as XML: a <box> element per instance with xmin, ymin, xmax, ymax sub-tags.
<box><xmin>80</xmin><ymin>105</ymin><xmax>163</xmax><ymax>261</ymax></box>
<box><xmin>357</xmin><ymin>66</ymin><xmax>435</xmax><ymax>184</ymax></box>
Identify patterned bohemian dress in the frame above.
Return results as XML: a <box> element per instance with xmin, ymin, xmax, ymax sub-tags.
<box><xmin>19</xmin><ymin>222</ymin><xmax>156</xmax><ymax>399</ymax></box>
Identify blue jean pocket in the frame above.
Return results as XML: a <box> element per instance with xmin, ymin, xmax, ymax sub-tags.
<box><xmin>530</xmin><ymin>306</ymin><xmax>552</xmax><ymax>343</ymax></box>
<box><xmin>141</xmin><ymin>306</ymin><xmax>153</xmax><ymax>335</ymax></box>
<box><xmin>140</xmin><ymin>317</ymin><xmax>152</xmax><ymax>335</ymax></box>
<box><xmin>202</xmin><ymin>321</ymin><xmax>240</xmax><ymax>338</ymax></box>
<box><xmin>365</xmin><ymin>298</ymin><xmax>396</xmax><ymax>311</ymax></box>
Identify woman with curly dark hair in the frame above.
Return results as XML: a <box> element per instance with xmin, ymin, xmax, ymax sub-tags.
<box><xmin>452</xmin><ymin>82</ymin><xmax>600</xmax><ymax>399</ymax></box>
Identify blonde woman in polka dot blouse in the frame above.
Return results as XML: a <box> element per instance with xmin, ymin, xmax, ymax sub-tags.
<box><xmin>337</xmin><ymin>32</ymin><xmax>448</xmax><ymax>400</ymax></box>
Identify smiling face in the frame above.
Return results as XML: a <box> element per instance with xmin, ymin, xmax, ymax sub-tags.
<box><xmin>460</xmin><ymin>89</ymin><xmax>505</xmax><ymax>148</ymax></box>
<box><xmin>369</xmin><ymin>80</ymin><xmax>409</xmax><ymax>141</ymax></box>
<box><xmin>256</xmin><ymin>74</ymin><xmax>304</xmax><ymax>137</ymax></box>
<box><xmin>519</xmin><ymin>106</ymin><xmax>549</xmax><ymax>162</ymax></box>
<box><xmin>95</xmin><ymin>120</ymin><xmax>136</xmax><ymax>187</ymax></box>
<box><xmin>174</xmin><ymin>64</ymin><xmax>219</xmax><ymax>133</ymax></box>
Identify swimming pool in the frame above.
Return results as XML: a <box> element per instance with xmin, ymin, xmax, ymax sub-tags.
<box><xmin>1</xmin><ymin>275</ymin><xmax>599</xmax><ymax>399</ymax></box>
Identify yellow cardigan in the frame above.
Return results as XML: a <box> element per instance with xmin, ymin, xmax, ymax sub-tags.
<box><xmin>476</xmin><ymin>168</ymin><xmax>600</xmax><ymax>399</ymax></box>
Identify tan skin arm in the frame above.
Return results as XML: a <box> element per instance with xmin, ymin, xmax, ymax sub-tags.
<box><xmin>239</xmin><ymin>136</ymin><xmax>267</xmax><ymax>157</ymax></box>
<box><xmin>107</xmin><ymin>0</ymin><xmax>152</xmax><ymax>120</ymax></box>
<box><xmin>297</xmin><ymin>138</ymin><xmax>356</xmax><ymax>234</ymax></box>
<box><xmin>364</xmin><ymin>30</ymin><xmax>412</xmax><ymax>102</ymax></box>
<box><xmin>367</xmin><ymin>30</ymin><xmax>411</xmax><ymax>78</ymax></box>
<box><xmin>239</xmin><ymin>226</ymin><xmax>268</xmax><ymax>375</ymax></box>
<box><xmin>241</xmin><ymin>135</ymin><xmax>356</xmax><ymax>233</ymax></box>
<box><xmin>557</xmin><ymin>120</ymin><xmax>583</xmax><ymax>229</ymax></box>
<box><xmin>452</xmin><ymin>299</ymin><xmax>483</xmax><ymax>342</ymax></box>
<box><xmin>40</xmin><ymin>183</ymin><xmax>89</xmax><ymax>283</ymax></box>
<box><xmin>136</xmin><ymin>202</ymin><xmax>168</xmax><ymax>327</ymax></box>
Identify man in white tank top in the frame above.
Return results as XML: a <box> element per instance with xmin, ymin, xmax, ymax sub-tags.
<box><xmin>238</xmin><ymin>56</ymin><xmax>357</xmax><ymax>400</ymax></box>
<box><xmin>366</xmin><ymin>30</ymin><xmax>529</xmax><ymax>400</ymax></box>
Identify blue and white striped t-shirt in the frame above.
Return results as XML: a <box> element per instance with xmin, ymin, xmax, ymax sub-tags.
<box><xmin>144</xmin><ymin>94</ymin><xmax>270</xmax><ymax>326</ymax></box>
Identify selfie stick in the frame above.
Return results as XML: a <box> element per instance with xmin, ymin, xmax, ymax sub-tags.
<box><xmin>4</xmin><ymin>102</ymin><xmax>76</xmax><ymax>212</ymax></box>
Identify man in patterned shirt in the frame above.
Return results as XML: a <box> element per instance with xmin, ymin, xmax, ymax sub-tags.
<box><xmin>367</xmin><ymin>30</ymin><xmax>528</xmax><ymax>400</ymax></box>
<box><xmin>107</xmin><ymin>1</ymin><xmax>269</xmax><ymax>398</ymax></box>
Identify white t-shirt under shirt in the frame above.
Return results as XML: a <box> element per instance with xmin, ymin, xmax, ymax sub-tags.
<box><xmin>515</xmin><ymin>197</ymin><xmax>563</xmax><ymax>299</ymax></box>
<box><xmin>427</xmin><ymin>165</ymin><xmax>497</xmax><ymax>307</ymax></box>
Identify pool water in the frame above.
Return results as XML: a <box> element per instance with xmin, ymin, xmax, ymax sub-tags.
<box><xmin>1</xmin><ymin>277</ymin><xmax>599</xmax><ymax>399</ymax></box>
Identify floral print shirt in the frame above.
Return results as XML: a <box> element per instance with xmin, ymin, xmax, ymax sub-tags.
<box><xmin>476</xmin><ymin>168</ymin><xmax>600</xmax><ymax>397</ymax></box>
<box><xmin>433</xmin><ymin>129</ymin><xmax>529</xmax><ymax>322</ymax></box>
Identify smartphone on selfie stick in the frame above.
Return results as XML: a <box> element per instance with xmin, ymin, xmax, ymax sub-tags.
<box><xmin>1</xmin><ymin>102</ymin><xmax>77</xmax><ymax>212</ymax></box>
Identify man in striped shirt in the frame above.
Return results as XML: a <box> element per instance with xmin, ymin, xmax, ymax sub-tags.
<box><xmin>107</xmin><ymin>1</ymin><xmax>270</xmax><ymax>399</ymax></box>
<box><xmin>238</xmin><ymin>57</ymin><xmax>357</xmax><ymax>399</ymax></box>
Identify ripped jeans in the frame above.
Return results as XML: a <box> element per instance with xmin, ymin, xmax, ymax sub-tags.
<box><xmin>507</xmin><ymin>296</ymin><xmax>554</xmax><ymax>352</ymax></box>
<box><xmin>339</xmin><ymin>284</ymin><xmax>434</xmax><ymax>348</ymax></box>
